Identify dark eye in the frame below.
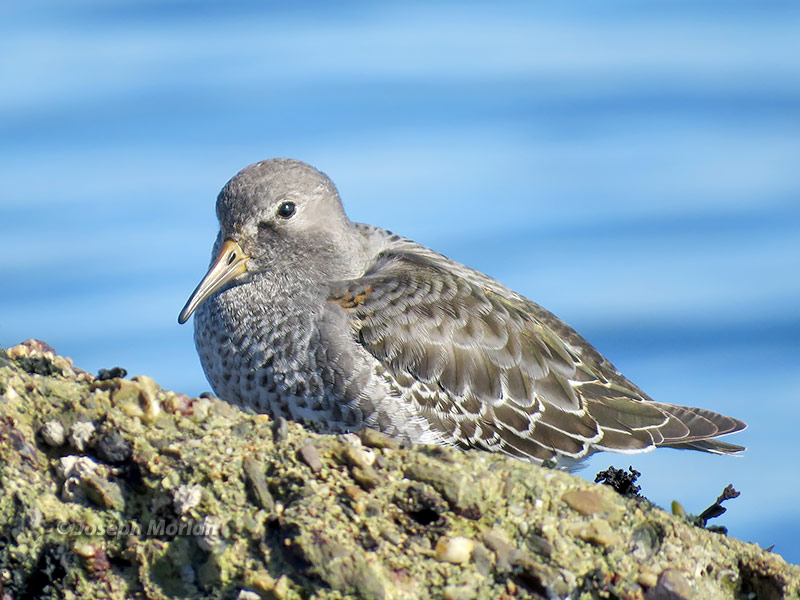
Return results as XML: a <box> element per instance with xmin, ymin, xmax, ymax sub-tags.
<box><xmin>277</xmin><ymin>201</ymin><xmax>296</xmax><ymax>219</ymax></box>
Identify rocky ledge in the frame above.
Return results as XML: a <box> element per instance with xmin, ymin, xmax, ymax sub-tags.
<box><xmin>0</xmin><ymin>339</ymin><xmax>796</xmax><ymax>600</ymax></box>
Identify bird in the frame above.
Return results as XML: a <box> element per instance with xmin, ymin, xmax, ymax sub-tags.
<box><xmin>178</xmin><ymin>158</ymin><xmax>746</xmax><ymax>469</ymax></box>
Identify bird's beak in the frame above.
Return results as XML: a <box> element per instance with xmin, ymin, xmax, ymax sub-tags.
<box><xmin>178</xmin><ymin>239</ymin><xmax>250</xmax><ymax>324</ymax></box>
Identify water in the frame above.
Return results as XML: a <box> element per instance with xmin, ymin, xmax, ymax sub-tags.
<box><xmin>2</xmin><ymin>0</ymin><xmax>799</xmax><ymax>564</ymax></box>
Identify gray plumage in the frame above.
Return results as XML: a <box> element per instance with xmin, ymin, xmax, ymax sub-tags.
<box><xmin>179</xmin><ymin>158</ymin><xmax>746</xmax><ymax>469</ymax></box>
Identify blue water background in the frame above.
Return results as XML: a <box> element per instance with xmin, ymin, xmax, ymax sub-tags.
<box><xmin>2</xmin><ymin>1</ymin><xmax>799</xmax><ymax>564</ymax></box>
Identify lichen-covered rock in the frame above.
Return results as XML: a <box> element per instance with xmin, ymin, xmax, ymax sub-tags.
<box><xmin>1</xmin><ymin>339</ymin><xmax>798</xmax><ymax>599</ymax></box>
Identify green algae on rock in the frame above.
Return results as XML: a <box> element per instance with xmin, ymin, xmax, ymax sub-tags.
<box><xmin>0</xmin><ymin>339</ymin><xmax>797</xmax><ymax>600</ymax></box>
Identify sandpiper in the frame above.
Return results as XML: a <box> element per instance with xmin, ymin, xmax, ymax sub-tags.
<box><xmin>179</xmin><ymin>158</ymin><xmax>746</xmax><ymax>468</ymax></box>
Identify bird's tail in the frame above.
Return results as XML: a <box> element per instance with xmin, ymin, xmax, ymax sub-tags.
<box><xmin>655</xmin><ymin>403</ymin><xmax>747</xmax><ymax>454</ymax></box>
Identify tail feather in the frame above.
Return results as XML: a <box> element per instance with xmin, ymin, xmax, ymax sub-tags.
<box><xmin>588</xmin><ymin>395</ymin><xmax>746</xmax><ymax>454</ymax></box>
<box><xmin>664</xmin><ymin>438</ymin><xmax>746</xmax><ymax>455</ymax></box>
<box><xmin>654</xmin><ymin>403</ymin><xmax>746</xmax><ymax>452</ymax></box>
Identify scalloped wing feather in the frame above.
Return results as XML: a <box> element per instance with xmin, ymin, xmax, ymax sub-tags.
<box><xmin>329</xmin><ymin>234</ymin><xmax>746</xmax><ymax>465</ymax></box>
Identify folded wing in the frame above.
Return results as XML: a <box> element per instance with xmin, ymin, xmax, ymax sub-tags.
<box><xmin>329</xmin><ymin>241</ymin><xmax>746</xmax><ymax>464</ymax></box>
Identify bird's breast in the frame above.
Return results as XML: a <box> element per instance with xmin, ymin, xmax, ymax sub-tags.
<box><xmin>192</xmin><ymin>278</ymin><xmax>360</xmax><ymax>427</ymax></box>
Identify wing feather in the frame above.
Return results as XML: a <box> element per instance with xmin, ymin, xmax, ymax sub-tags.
<box><xmin>328</xmin><ymin>236</ymin><xmax>746</xmax><ymax>464</ymax></box>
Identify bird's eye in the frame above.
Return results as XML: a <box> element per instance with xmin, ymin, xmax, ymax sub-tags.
<box><xmin>277</xmin><ymin>201</ymin><xmax>296</xmax><ymax>219</ymax></box>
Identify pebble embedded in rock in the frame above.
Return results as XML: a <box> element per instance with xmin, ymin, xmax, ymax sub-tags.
<box><xmin>645</xmin><ymin>569</ymin><xmax>693</xmax><ymax>600</ymax></box>
<box><xmin>188</xmin><ymin>397</ymin><xmax>212</xmax><ymax>423</ymax></box>
<box><xmin>481</xmin><ymin>530</ymin><xmax>515</xmax><ymax>572</ymax></box>
<box><xmin>358</xmin><ymin>427</ymin><xmax>401</xmax><ymax>450</ymax></box>
<box><xmin>173</xmin><ymin>484</ymin><xmax>204</xmax><ymax>514</ymax></box>
<box><xmin>351</xmin><ymin>465</ymin><xmax>381</xmax><ymax>490</ymax></box>
<box><xmin>364</xmin><ymin>500</ymin><xmax>382</xmax><ymax>518</ymax></box>
<box><xmin>132</xmin><ymin>375</ymin><xmax>161</xmax><ymax>422</ymax></box>
<box><xmin>197</xmin><ymin>516</ymin><xmax>223</xmax><ymax>552</ymax></box>
<box><xmin>339</xmin><ymin>432</ymin><xmax>362</xmax><ymax>448</ymax></box>
<box><xmin>243</xmin><ymin>570</ymin><xmax>277</xmax><ymax>596</ymax></box>
<box><xmin>58</xmin><ymin>455</ymin><xmax>101</xmax><ymax>480</ymax></box>
<box><xmin>568</xmin><ymin>519</ymin><xmax>621</xmax><ymax>547</ymax></box>
<box><xmin>70</xmin><ymin>421</ymin><xmax>96</xmax><ymax>451</ymax></box>
<box><xmin>638</xmin><ymin>572</ymin><xmax>659</xmax><ymax>589</ymax></box>
<box><xmin>562</xmin><ymin>489</ymin><xmax>621</xmax><ymax>519</ymax></box>
<box><xmin>470</xmin><ymin>542</ymin><xmax>493</xmax><ymax>576</ymax></box>
<box><xmin>405</xmin><ymin>457</ymin><xmax>479</xmax><ymax>515</ymax></box>
<box><xmin>435</xmin><ymin>535</ymin><xmax>475</xmax><ymax>564</ymax></box>
<box><xmin>511</xmin><ymin>552</ymin><xmax>572</xmax><ymax>597</ymax></box>
<box><xmin>110</xmin><ymin>379</ymin><xmax>142</xmax><ymax>405</ymax></box>
<box><xmin>81</xmin><ymin>474</ymin><xmax>125</xmax><ymax>511</ymax></box>
<box><xmin>164</xmin><ymin>392</ymin><xmax>193</xmax><ymax>415</ymax></box>
<box><xmin>242</xmin><ymin>456</ymin><xmax>274</xmax><ymax>511</ymax></box>
<box><xmin>28</xmin><ymin>507</ymin><xmax>43</xmax><ymax>530</ymax></box>
<box><xmin>272</xmin><ymin>416</ymin><xmax>289</xmax><ymax>442</ymax></box>
<box><xmin>632</xmin><ymin>523</ymin><xmax>663</xmax><ymax>562</ymax></box>
<box><xmin>95</xmin><ymin>430</ymin><xmax>132</xmax><ymax>464</ymax></box>
<box><xmin>443</xmin><ymin>583</ymin><xmax>478</xmax><ymax>600</ymax></box>
<box><xmin>299</xmin><ymin>442</ymin><xmax>323</xmax><ymax>473</ymax></box>
<box><xmin>525</xmin><ymin>532</ymin><xmax>554</xmax><ymax>557</ymax></box>
<box><xmin>380</xmin><ymin>526</ymin><xmax>402</xmax><ymax>546</ymax></box>
<box><xmin>344</xmin><ymin>485</ymin><xmax>366</xmax><ymax>502</ymax></box>
<box><xmin>272</xmin><ymin>575</ymin><xmax>290</xmax><ymax>599</ymax></box>
<box><xmin>40</xmin><ymin>420</ymin><xmax>66</xmax><ymax>446</ymax></box>
<box><xmin>343</xmin><ymin>444</ymin><xmax>376</xmax><ymax>469</ymax></box>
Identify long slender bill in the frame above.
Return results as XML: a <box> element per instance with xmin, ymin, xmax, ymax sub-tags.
<box><xmin>178</xmin><ymin>239</ymin><xmax>250</xmax><ymax>324</ymax></box>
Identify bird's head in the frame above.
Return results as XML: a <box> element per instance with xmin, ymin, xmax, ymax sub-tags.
<box><xmin>178</xmin><ymin>158</ymin><xmax>360</xmax><ymax>324</ymax></box>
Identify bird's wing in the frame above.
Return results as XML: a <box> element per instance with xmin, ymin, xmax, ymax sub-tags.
<box><xmin>328</xmin><ymin>241</ymin><xmax>745</xmax><ymax>463</ymax></box>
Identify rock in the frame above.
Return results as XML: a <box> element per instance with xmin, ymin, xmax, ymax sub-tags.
<box><xmin>562</xmin><ymin>488</ymin><xmax>622</xmax><ymax>519</ymax></box>
<box><xmin>404</xmin><ymin>454</ymin><xmax>480</xmax><ymax>516</ymax></box>
<box><xmin>110</xmin><ymin>378</ymin><xmax>142</xmax><ymax>406</ymax></box>
<box><xmin>69</xmin><ymin>420</ymin><xmax>95</xmax><ymax>451</ymax></box>
<box><xmin>132</xmin><ymin>375</ymin><xmax>161</xmax><ymax>422</ymax></box>
<box><xmin>470</xmin><ymin>541</ymin><xmax>493</xmax><ymax>575</ymax></box>
<box><xmin>524</xmin><ymin>531</ymin><xmax>554</xmax><ymax>557</ymax></box>
<box><xmin>645</xmin><ymin>569</ymin><xmax>694</xmax><ymax>600</ymax></box>
<box><xmin>173</xmin><ymin>484</ymin><xmax>203</xmax><ymax>514</ymax></box>
<box><xmin>351</xmin><ymin>465</ymin><xmax>382</xmax><ymax>490</ymax></box>
<box><xmin>242</xmin><ymin>455</ymin><xmax>275</xmax><ymax>512</ymax></box>
<box><xmin>359</xmin><ymin>427</ymin><xmax>400</xmax><ymax>450</ymax></box>
<box><xmin>196</xmin><ymin>516</ymin><xmax>223</xmax><ymax>552</ymax></box>
<box><xmin>95</xmin><ymin>430</ymin><xmax>132</xmax><ymax>463</ymax></box>
<box><xmin>482</xmin><ymin>529</ymin><xmax>515</xmax><ymax>572</ymax></box>
<box><xmin>81</xmin><ymin>474</ymin><xmax>125</xmax><ymax>511</ymax></box>
<box><xmin>632</xmin><ymin>522</ymin><xmax>664</xmax><ymax>561</ymax></box>
<box><xmin>567</xmin><ymin>518</ymin><xmax>621</xmax><ymax>547</ymax></box>
<box><xmin>435</xmin><ymin>535</ymin><xmax>475</xmax><ymax>564</ymax></box>
<box><xmin>0</xmin><ymin>341</ymin><xmax>798</xmax><ymax>600</ymax></box>
<box><xmin>272</xmin><ymin>416</ymin><xmax>289</xmax><ymax>442</ymax></box>
<box><xmin>298</xmin><ymin>441</ymin><xmax>323</xmax><ymax>473</ymax></box>
<box><xmin>638</xmin><ymin>571</ymin><xmax>660</xmax><ymax>589</ymax></box>
<box><xmin>442</xmin><ymin>583</ymin><xmax>478</xmax><ymax>600</ymax></box>
<box><xmin>342</xmin><ymin>444</ymin><xmax>376</xmax><ymax>469</ymax></box>
<box><xmin>57</xmin><ymin>455</ymin><xmax>101</xmax><ymax>480</ymax></box>
<box><xmin>291</xmin><ymin>530</ymin><xmax>387</xmax><ymax>599</ymax></box>
<box><xmin>40</xmin><ymin>420</ymin><xmax>65</xmax><ymax>446</ymax></box>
